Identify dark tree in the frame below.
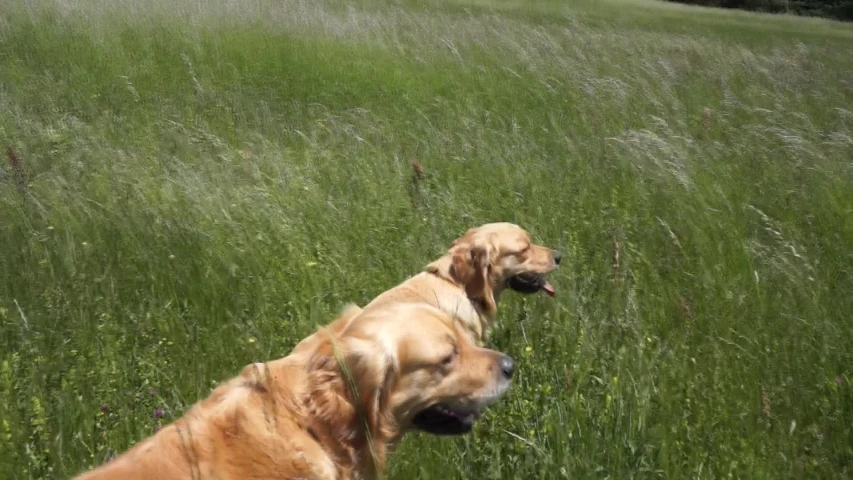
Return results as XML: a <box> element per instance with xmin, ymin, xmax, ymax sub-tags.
<box><xmin>665</xmin><ymin>0</ymin><xmax>853</xmax><ymax>21</ymax></box>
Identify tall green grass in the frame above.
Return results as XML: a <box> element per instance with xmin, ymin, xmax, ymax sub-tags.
<box><xmin>1</xmin><ymin>0</ymin><xmax>851</xmax><ymax>478</ymax></box>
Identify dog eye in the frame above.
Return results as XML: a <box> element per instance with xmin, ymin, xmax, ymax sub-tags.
<box><xmin>441</xmin><ymin>346</ymin><xmax>458</xmax><ymax>366</ymax></box>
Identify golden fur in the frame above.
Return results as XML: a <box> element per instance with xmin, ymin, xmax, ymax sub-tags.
<box><xmin>292</xmin><ymin>222</ymin><xmax>561</xmax><ymax>356</ymax></box>
<box><xmin>73</xmin><ymin>303</ymin><xmax>514</xmax><ymax>480</ymax></box>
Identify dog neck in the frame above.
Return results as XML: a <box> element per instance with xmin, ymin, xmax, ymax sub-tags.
<box><xmin>423</xmin><ymin>254</ymin><xmax>497</xmax><ymax>343</ymax></box>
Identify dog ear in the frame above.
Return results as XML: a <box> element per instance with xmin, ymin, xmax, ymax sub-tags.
<box><xmin>450</xmin><ymin>239</ymin><xmax>497</xmax><ymax>315</ymax></box>
<box><xmin>342</xmin><ymin>337</ymin><xmax>397</xmax><ymax>436</ymax></box>
<box><xmin>306</xmin><ymin>335</ymin><xmax>397</xmax><ymax>474</ymax></box>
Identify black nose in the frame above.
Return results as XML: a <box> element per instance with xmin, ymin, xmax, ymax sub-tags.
<box><xmin>498</xmin><ymin>355</ymin><xmax>515</xmax><ymax>379</ymax></box>
<box><xmin>553</xmin><ymin>251</ymin><xmax>563</xmax><ymax>265</ymax></box>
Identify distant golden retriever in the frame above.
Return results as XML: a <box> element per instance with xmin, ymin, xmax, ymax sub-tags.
<box><xmin>73</xmin><ymin>303</ymin><xmax>515</xmax><ymax>480</ymax></box>
<box><xmin>293</xmin><ymin>222</ymin><xmax>561</xmax><ymax>355</ymax></box>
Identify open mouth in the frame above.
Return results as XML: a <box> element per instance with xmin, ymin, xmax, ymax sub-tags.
<box><xmin>507</xmin><ymin>273</ymin><xmax>555</xmax><ymax>297</ymax></box>
<box><xmin>412</xmin><ymin>404</ymin><xmax>482</xmax><ymax>436</ymax></box>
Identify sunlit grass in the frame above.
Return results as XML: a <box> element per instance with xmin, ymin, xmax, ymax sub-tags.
<box><xmin>1</xmin><ymin>0</ymin><xmax>852</xmax><ymax>478</ymax></box>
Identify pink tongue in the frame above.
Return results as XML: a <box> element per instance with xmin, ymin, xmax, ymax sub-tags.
<box><xmin>542</xmin><ymin>282</ymin><xmax>555</xmax><ymax>297</ymax></box>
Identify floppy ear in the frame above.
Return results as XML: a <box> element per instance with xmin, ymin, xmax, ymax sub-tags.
<box><xmin>306</xmin><ymin>335</ymin><xmax>397</xmax><ymax>474</ymax></box>
<box><xmin>338</xmin><ymin>337</ymin><xmax>397</xmax><ymax>440</ymax></box>
<box><xmin>450</xmin><ymin>239</ymin><xmax>497</xmax><ymax>315</ymax></box>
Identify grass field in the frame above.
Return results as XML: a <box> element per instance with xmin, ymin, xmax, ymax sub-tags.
<box><xmin>1</xmin><ymin>0</ymin><xmax>852</xmax><ymax>478</ymax></box>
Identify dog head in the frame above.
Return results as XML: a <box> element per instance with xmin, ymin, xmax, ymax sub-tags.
<box><xmin>428</xmin><ymin>222</ymin><xmax>562</xmax><ymax>316</ymax></box>
<box><xmin>306</xmin><ymin>304</ymin><xmax>514</xmax><ymax>470</ymax></box>
<box><xmin>378</xmin><ymin>304</ymin><xmax>515</xmax><ymax>436</ymax></box>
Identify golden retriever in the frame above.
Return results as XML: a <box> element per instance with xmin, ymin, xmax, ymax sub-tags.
<box><xmin>73</xmin><ymin>303</ymin><xmax>514</xmax><ymax>480</ymax></box>
<box><xmin>293</xmin><ymin>222</ymin><xmax>561</xmax><ymax>354</ymax></box>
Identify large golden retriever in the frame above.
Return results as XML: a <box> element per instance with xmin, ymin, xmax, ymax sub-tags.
<box><xmin>73</xmin><ymin>303</ymin><xmax>515</xmax><ymax>480</ymax></box>
<box><xmin>293</xmin><ymin>222</ymin><xmax>561</xmax><ymax>355</ymax></box>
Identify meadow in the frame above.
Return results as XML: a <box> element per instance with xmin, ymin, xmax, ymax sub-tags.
<box><xmin>1</xmin><ymin>0</ymin><xmax>852</xmax><ymax>478</ymax></box>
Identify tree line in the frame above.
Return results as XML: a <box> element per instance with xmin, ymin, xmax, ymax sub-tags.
<box><xmin>666</xmin><ymin>0</ymin><xmax>853</xmax><ymax>21</ymax></box>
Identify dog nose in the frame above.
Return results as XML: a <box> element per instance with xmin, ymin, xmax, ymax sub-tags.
<box><xmin>553</xmin><ymin>251</ymin><xmax>563</xmax><ymax>265</ymax></box>
<box><xmin>498</xmin><ymin>355</ymin><xmax>515</xmax><ymax>379</ymax></box>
